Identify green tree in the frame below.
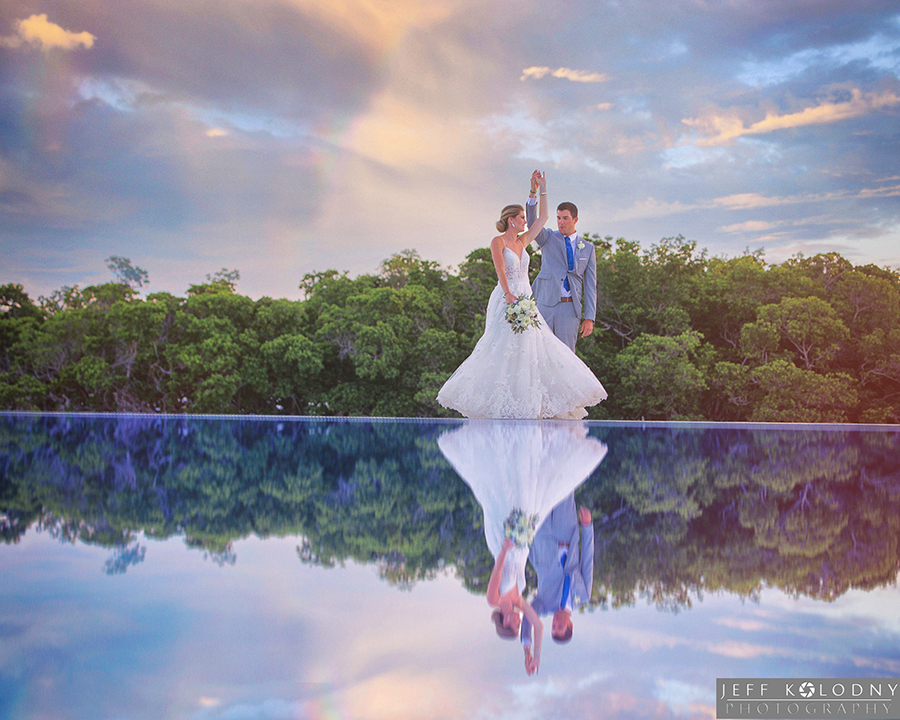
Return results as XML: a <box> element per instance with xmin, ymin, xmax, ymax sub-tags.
<box><xmin>715</xmin><ymin>359</ymin><xmax>858</xmax><ymax>423</ymax></box>
<box><xmin>747</xmin><ymin>297</ymin><xmax>850</xmax><ymax>371</ymax></box>
<box><xmin>612</xmin><ymin>331</ymin><xmax>711</xmax><ymax>420</ymax></box>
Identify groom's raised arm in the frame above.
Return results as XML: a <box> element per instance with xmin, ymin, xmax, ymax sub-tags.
<box><xmin>526</xmin><ymin>198</ymin><xmax>551</xmax><ymax>248</ymax></box>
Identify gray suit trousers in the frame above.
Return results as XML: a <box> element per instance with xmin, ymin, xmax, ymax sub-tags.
<box><xmin>538</xmin><ymin>300</ymin><xmax>579</xmax><ymax>352</ymax></box>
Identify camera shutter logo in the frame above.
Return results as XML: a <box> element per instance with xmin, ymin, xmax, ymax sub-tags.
<box><xmin>799</xmin><ymin>682</ymin><xmax>816</xmax><ymax>698</ymax></box>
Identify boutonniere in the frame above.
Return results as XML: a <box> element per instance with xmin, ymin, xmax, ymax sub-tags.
<box><xmin>577</xmin><ymin>240</ymin><xmax>585</xmax><ymax>250</ymax></box>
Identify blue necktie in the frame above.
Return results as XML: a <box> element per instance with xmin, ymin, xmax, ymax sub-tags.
<box><xmin>559</xmin><ymin>552</ymin><xmax>570</xmax><ymax>609</ymax></box>
<box><xmin>563</xmin><ymin>237</ymin><xmax>574</xmax><ymax>292</ymax></box>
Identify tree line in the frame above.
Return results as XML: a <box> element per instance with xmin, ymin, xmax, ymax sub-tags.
<box><xmin>1</xmin><ymin>237</ymin><xmax>898</xmax><ymax>421</ymax></box>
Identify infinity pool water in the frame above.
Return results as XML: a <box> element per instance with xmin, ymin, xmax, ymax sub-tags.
<box><xmin>1</xmin><ymin>414</ymin><xmax>899</xmax><ymax>719</ymax></box>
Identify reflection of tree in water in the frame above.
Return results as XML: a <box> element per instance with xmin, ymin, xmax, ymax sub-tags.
<box><xmin>585</xmin><ymin>427</ymin><xmax>900</xmax><ymax>610</ymax></box>
<box><xmin>104</xmin><ymin>541</ymin><xmax>147</xmax><ymax>575</ymax></box>
<box><xmin>0</xmin><ymin>415</ymin><xmax>487</xmax><ymax>583</ymax></box>
<box><xmin>2</xmin><ymin>416</ymin><xmax>899</xmax><ymax>609</ymax></box>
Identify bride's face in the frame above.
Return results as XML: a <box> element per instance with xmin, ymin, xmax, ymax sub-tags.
<box><xmin>509</xmin><ymin>212</ymin><xmax>526</xmax><ymax>233</ymax></box>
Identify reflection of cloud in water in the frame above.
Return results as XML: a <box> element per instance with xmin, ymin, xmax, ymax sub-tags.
<box><xmin>708</xmin><ymin>640</ymin><xmax>781</xmax><ymax>659</ymax></box>
<box><xmin>852</xmin><ymin>655</ymin><xmax>900</xmax><ymax>675</ymax></box>
<box><xmin>475</xmin><ymin>675</ymin><xmax>716</xmax><ymax>720</ymax></box>
<box><xmin>603</xmin><ymin>624</ymin><xmax>687</xmax><ymax>652</ymax></box>
<box><xmin>191</xmin><ymin>698</ymin><xmax>304</xmax><ymax>719</ymax></box>
<box><xmin>759</xmin><ymin>586</ymin><xmax>900</xmax><ymax>636</ymax></box>
<box><xmin>343</xmin><ymin>669</ymin><xmax>466</xmax><ymax>719</ymax></box>
<box><xmin>473</xmin><ymin>673</ymin><xmax>615</xmax><ymax>720</ymax></box>
<box><xmin>713</xmin><ymin>617</ymin><xmax>774</xmax><ymax>632</ymax></box>
<box><xmin>654</xmin><ymin>678</ymin><xmax>711</xmax><ymax>716</ymax></box>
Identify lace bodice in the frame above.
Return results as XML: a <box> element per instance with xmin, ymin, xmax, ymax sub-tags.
<box><xmin>503</xmin><ymin>247</ymin><xmax>530</xmax><ymax>287</ymax></box>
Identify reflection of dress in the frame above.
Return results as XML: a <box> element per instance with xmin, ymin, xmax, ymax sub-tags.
<box><xmin>437</xmin><ymin>421</ymin><xmax>608</xmax><ymax>595</ymax></box>
<box><xmin>437</xmin><ymin>248</ymin><xmax>607</xmax><ymax>419</ymax></box>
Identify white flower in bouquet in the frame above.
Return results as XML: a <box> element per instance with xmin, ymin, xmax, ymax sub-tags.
<box><xmin>505</xmin><ymin>294</ymin><xmax>541</xmax><ymax>334</ymax></box>
<box><xmin>503</xmin><ymin>507</ymin><xmax>538</xmax><ymax>548</ymax></box>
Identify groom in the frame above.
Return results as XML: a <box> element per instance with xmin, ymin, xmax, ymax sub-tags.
<box><xmin>521</xmin><ymin>497</ymin><xmax>594</xmax><ymax>648</ymax></box>
<box><xmin>526</xmin><ymin>172</ymin><xmax>596</xmax><ymax>352</ymax></box>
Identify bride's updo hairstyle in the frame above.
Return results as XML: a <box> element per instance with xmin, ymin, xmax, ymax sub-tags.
<box><xmin>496</xmin><ymin>205</ymin><xmax>524</xmax><ymax>233</ymax></box>
<box><xmin>491</xmin><ymin>610</ymin><xmax>519</xmax><ymax>639</ymax></box>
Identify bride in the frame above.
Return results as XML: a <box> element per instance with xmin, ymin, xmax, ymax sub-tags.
<box><xmin>437</xmin><ymin>172</ymin><xmax>607</xmax><ymax>419</ymax></box>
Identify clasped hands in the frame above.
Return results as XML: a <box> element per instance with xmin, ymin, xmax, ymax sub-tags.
<box><xmin>524</xmin><ymin>645</ymin><xmax>540</xmax><ymax>676</ymax></box>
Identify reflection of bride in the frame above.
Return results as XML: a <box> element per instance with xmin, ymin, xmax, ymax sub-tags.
<box><xmin>437</xmin><ymin>420</ymin><xmax>607</xmax><ymax>673</ymax></box>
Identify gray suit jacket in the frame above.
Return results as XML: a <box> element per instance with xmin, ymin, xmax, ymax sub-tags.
<box><xmin>526</xmin><ymin>202</ymin><xmax>597</xmax><ymax>322</ymax></box>
<box><xmin>520</xmin><ymin>493</ymin><xmax>594</xmax><ymax>643</ymax></box>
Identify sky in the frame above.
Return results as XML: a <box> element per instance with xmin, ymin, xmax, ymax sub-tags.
<box><xmin>2</xmin><ymin>0</ymin><xmax>899</xmax><ymax>301</ymax></box>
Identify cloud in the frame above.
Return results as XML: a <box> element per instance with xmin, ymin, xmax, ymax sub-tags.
<box><xmin>714</xmin><ymin>182</ymin><xmax>900</xmax><ymax>211</ymax></box>
<box><xmin>286</xmin><ymin>0</ymin><xmax>454</xmax><ymax>55</ymax></box>
<box><xmin>1</xmin><ymin>14</ymin><xmax>95</xmax><ymax>52</ymax></box>
<box><xmin>738</xmin><ymin>31</ymin><xmax>900</xmax><ymax>87</ymax></box>
<box><xmin>684</xmin><ymin>89</ymin><xmax>900</xmax><ymax>146</ymax></box>
<box><xmin>611</xmin><ymin>197</ymin><xmax>696</xmax><ymax>221</ymax></box>
<box><xmin>520</xmin><ymin>66</ymin><xmax>609</xmax><ymax>83</ymax></box>
<box><xmin>608</xmin><ymin>176</ymin><xmax>900</xmax><ymax>227</ymax></box>
<box><xmin>342</xmin><ymin>91</ymin><xmax>471</xmax><ymax>169</ymax></box>
<box><xmin>718</xmin><ymin>220</ymin><xmax>778</xmax><ymax>233</ymax></box>
<box><xmin>714</xmin><ymin>192</ymin><xmax>788</xmax><ymax>210</ymax></box>
<box><xmin>859</xmin><ymin>183</ymin><xmax>900</xmax><ymax>199</ymax></box>
<box><xmin>718</xmin><ymin>213</ymin><xmax>861</xmax><ymax>235</ymax></box>
<box><xmin>205</xmin><ymin>128</ymin><xmax>228</xmax><ymax>138</ymax></box>
<box><xmin>661</xmin><ymin>145</ymin><xmax>726</xmax><ymax>169</ymax></box>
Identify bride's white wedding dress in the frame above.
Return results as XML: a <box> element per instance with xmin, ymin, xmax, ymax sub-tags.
<box><xmin>437</xmin><ymin>246</ymin><xmax>607</xmax><ymax>419</ymax></box>
<box><xmin>438</xmin><ymin>421</ymin><xmax>608</xmax><ymax>594</ymax></box>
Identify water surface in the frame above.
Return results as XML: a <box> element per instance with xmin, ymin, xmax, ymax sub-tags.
<box><xmin>1</xmin><ymin>414</ymin><xmax>899</xmax><ymax>719</ymax></box>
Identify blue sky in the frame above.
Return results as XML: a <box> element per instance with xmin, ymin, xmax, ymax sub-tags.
<box><xmin>2</xmin><ymin>1</ymin><xmax>899</xmax><ymax>301</ymax></box>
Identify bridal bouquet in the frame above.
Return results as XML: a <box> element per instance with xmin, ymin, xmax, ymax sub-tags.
<box><xmin>505</xmin><ymin>294</ymin><xmax>541</xmax><ymax>334</ymax></box>
<box><xmin>503</xmin><ymin>508</ymin><xmax>539</xmax><ymax>548</ymax></box>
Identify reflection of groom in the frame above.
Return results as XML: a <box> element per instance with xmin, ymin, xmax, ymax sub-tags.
<box><xmin>526</xmin><ymin>173</ymin><xmax>596</xmax><ymax>352</ymax></box>
<box><xmin>521</xmin><ymin>496</ymin><xmax>594</xmax><ymax>646</ymax></box>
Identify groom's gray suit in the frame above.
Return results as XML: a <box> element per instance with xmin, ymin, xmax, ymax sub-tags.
<box><xmin>520</xmin><ymin>493</ymin><xmax>594</xmax><ymax>643</ymax></box>
<box><xmin>526</xmin><ymin>203</ymin><xmax>597</xmax><ymax>352</ymax></box>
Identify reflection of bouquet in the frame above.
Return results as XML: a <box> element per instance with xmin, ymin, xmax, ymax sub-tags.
<box><xmin>503</xmin><ymin>508</ymin><xmax>538</xmax><ymax>548</ymax></box>
<box><xmin>505</xmin><ymin>295</ymin><xmax>541</xmax><ymax>334</ymax></box>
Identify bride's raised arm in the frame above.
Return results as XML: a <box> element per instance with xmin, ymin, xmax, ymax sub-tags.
<box><xmin>519</xmin><ymin>172</ymin><xmax>548</xmax><ymax>246</ymax></box>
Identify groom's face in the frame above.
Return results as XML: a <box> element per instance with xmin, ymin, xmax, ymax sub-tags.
<box><xmin>557</xmin><ymin>210</ymin><xmax>577</xmax><ymax>237</ymax></box>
